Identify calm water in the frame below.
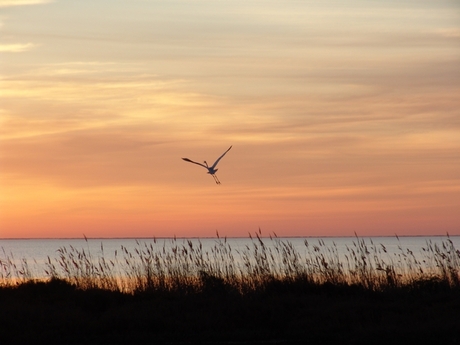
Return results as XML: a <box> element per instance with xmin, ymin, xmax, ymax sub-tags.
<box><xmin>1</xmin><ymin>236</ymin><xmax>459</xmax><ymax>278</ymax></box>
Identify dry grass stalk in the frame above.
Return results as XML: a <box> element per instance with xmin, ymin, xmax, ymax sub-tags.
<box><xmin>1</xmin><ymin>233</ymin><xmax>459</xmax><ymax>293</ymax></box>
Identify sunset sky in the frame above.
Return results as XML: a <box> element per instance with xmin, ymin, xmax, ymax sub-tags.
<box><xmin>1</xmin><ymin>0</ymin><xmax>459</xmax><ymax>238</ymax></box>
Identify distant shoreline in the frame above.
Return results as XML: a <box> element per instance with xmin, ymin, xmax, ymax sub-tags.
<box><xmin>2</xmin><ymin>234</ymin><xmax>459</xmax><ymax>240</ymax></box>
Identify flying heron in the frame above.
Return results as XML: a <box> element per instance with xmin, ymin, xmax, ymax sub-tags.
<box><xmin>182</xmin><ymin>146</ymin><xmax>232</xmax><ymax>184</ymax></box>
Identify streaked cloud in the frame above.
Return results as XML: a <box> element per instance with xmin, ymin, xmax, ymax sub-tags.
<box><xmin>437</xmin><ymin>28</ymin><xmax>460</xmax><ymax>38</ymax></box>
<box><xmin>0</xmin><ymin>0</ymin><xmax>52</xmax><ymax>7</ymax></box>
<box><xmin>0</xmin><ymin>43</ymin><xmax>35</xmax><ymax>52</ymax></box>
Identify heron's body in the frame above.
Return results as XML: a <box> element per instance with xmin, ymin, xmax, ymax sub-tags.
<box><xmin>182</xmin><ymin>146</ymin><xmax>232</xmax><ymax>184</ymax></box>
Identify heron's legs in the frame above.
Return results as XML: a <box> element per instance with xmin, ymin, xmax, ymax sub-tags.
<box><xmin>212</xmin><ymin>174</ymin><xmax>221</xmax><ymax>184</ymax></box>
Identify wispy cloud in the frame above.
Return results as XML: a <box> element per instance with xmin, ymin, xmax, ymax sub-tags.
<box><xmin>437</xmin><ymin>28</ymin><xmax>460</xmax><ymax>38</ymax></box>
<box><xmin>0</xmin><ymin>43</ymin><xmax>35</xmax><ymax>52</ymax></box>
<box><xmin>0</xmin><ymin>0</ymin><xmax>53</xmax><ymax>7</ymax></box>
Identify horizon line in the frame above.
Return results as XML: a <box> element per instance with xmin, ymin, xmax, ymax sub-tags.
<box><xmin>1</xmin><ymin>234</ymin><xmax>457</xmax><ymax>240</ymax></box>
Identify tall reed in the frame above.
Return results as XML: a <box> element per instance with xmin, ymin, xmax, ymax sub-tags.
<box><xmin>1</xmin><ymin>234</ymin><xmax>459</xmax><ymax>293</ymax></box>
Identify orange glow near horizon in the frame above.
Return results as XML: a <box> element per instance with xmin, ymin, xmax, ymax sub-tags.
<box><xmin>1</xmin><ymin>0</ymin><xmax>460</xmax><ymax>238</ymax></box>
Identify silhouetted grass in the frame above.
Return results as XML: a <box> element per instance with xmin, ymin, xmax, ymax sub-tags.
<box><xmin>1</xmin><ymin>233</ymin><xmax>459</xmax><ymax>344</ymax></box>
<box><xmin>4</xmin><ymin>232</ymin><xmax>458</xmax><ymax>293</ymax></box>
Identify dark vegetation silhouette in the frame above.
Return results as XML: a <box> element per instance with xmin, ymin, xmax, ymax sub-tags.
<box><xmin>1</xmin><ymin>232</ymin><xmax>460</xmax><ymax>344</ymax></box>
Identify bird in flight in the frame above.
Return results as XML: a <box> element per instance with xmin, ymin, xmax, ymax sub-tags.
<box><xmin>182</xmin><ymin>146</ymin><xmax>232</xmax><ymax>184</ymax></box>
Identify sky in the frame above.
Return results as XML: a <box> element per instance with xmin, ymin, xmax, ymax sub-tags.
<box><xmin>1</xmin><ymin>0</ymin><xmax>459</xmax><ymax>238</ymax></box>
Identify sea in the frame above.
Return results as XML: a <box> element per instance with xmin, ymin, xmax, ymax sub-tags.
<box><xmin>1</xmin><ymin>236</ymin><xmax>459</xmax><ymax>279</ymax></box>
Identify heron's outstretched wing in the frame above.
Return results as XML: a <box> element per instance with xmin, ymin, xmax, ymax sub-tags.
<box><xmin>210</xmin><ymin>145</ymin><xmax>232</xmax><ymax>169</ymax></box>
<box><xmin>182</xmin><ymin>158</ymin><xmax>208</xmax><ymax>169</ymax></box>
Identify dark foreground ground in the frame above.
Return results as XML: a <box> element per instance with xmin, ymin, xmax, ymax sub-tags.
<box><xmin>1</xmin><ymin>279</ymin><xmax>459</xmax><ymax>345</ymax></box>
